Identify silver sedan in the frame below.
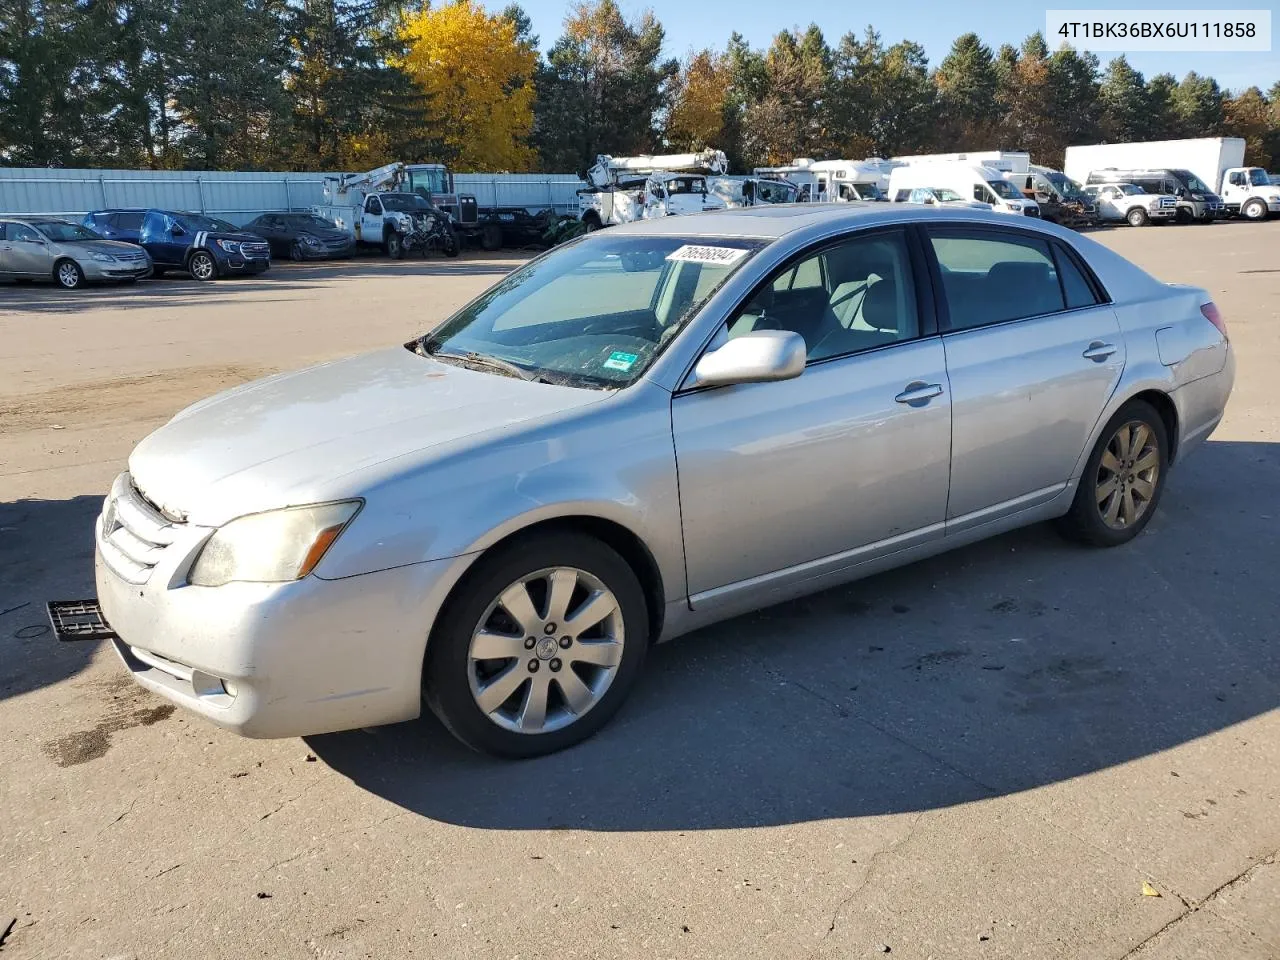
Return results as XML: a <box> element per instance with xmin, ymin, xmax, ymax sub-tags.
<box><xmin>86</xmin><ymin>205</ymin><xmax>1234</xmax><ymax>757</ymax></box>
<box><xmin>0</xmin><ymin>217</ymin><xmax>152</xmax><ymax>288</ymax></box>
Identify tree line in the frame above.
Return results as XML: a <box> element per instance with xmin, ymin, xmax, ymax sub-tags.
<box><xmin>2</xmin><ymin>0</ymin><xmax>1277</xmax><ymax>175</ymax></box>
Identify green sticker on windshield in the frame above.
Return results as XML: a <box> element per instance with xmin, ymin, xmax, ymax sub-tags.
<box><xmin>603</xmin><ymin>351</ymin><xmax>639</xmax><ymax>372</ymax></box>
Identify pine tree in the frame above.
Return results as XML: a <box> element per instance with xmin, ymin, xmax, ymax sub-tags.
<box><xmin>1099</xmin><ymin>56</ymin><xmax>1149</xmax><ymax>143</ymax></box>
<box><xmin>1172</xmin><ymin>71</ymin><xmax>1225</xmax><ymax>138</ymax></box>
<box><xmin>933</xmin><ymin>33</ymin><xmax>1000</xmax><ymax>149</ymax></box>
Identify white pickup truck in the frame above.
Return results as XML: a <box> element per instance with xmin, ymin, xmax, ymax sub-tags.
<box><xmin>1082</xmin><ymin>183</ymin><xmax>1179</xmax><ymax>226</ymax></box>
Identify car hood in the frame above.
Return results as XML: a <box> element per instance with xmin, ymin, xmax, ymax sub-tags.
<box><xmin>59</xmin><ymin>239</ymin><xmax>146</xmax><ymax>257</ymax></box>
<box><xmin>127</xmin><ymin>347</ymin><xmax>605</xmax><ymax>526</ymax></box>
<box><xmin>207</xmin><ymin>231</ymin><xmax>268</xmax><ymax>244</ymax></box>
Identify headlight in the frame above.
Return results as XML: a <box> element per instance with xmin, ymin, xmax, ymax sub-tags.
<box><xmin>188</xmin><ymin>501</ymin><xmax>362</xmax><ymax>587</ymax></box>
<box><xmin>215</xmin><ymin>239</ymin><xmax>242</xmax><ymax>254</ymax></box>
<box><xmin>91</xmin><ymin>252</ymin><xmax>116</xmax><ymax>263</ymax></box>
<box><xmin>301</xmin><ymin>234</ymin><xmax>321</xmax><ymax>246</ymax></box>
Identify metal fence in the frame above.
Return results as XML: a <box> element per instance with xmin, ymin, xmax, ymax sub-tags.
<box><xmin>0</xmin><ymin>167</ymin><xmax>586</xmax><ymax>225</ymax></box>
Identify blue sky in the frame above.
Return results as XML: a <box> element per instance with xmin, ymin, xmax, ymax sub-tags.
<box><xmin>515</xmin><ymin>0</ymin><xmax>1278</xmax><ymax>92</ymax></box>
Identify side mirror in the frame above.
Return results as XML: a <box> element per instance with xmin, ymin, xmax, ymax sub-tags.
<box><xmin>691</xmin><ymin>330</ymin><xmax>806</xmax><ymax>388</ymax></box>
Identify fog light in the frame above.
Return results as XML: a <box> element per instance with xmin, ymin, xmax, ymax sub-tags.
<box><xmin>222</xmin><ymin>679</ymin><xmax>238</xmax><ymax>697</ymax></box>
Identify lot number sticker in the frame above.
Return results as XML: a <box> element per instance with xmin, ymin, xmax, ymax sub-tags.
<box><xmin>665</xmin><ymin>245</ymin><xmax>748</xmax><ymax>266</ymax></box>
<box><xmin>603</xmin><ymin>351</ymin><xmax>639</xmax><ymax>372</ymax></box>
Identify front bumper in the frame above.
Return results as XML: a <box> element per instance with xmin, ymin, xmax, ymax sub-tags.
<box><xmin>220</xmin><ymin>255</ymin><xmax>270</xmax><ymax>273</ymax></box>
<box><xmin>82</xmin><ymin>260</ymin><xmax>151</xmax><ymax>281</ymax></box>
<box><xmin>94</xmin><ymin>508</ymin><xmax>467</xmax><ymax>738</ymax></box>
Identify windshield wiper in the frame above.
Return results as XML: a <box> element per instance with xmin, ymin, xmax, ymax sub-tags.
<box><xmin>433</xmin><ymin>349</ymin><xmax>543</xmax><ymax>382</ymax></box>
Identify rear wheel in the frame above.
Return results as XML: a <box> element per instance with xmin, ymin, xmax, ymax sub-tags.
<box><xmin>1242</xmin><ymin>199</ymin><xmax>1268</xmax><ymax>221</ymax></box>
<box><xmin>188</xmin><ymin>250</ymin><xmax>217</xmax><ymax>281</ymax></box>
<box><xmin>1126</xmin><ymin>207</ymin><xmax>1149</xmax><ymax>227</ymax></box>
<box><xmin>1057</xmin><ymin>400</ymin><xmax>1168</xmax><ymax>547</ymax></box>
<box><xmin>424</xmin><ymin>532</ymin><xmax>648</xmax><ymax>758</ymax></box>
<box><xmin>53</xmin><ymin>259</ymin><xmax>84</xmax><ymax>290</ymax></box>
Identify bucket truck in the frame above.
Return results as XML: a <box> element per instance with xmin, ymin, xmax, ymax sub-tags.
<box><xmin>578</xmin><ymin>151</ymin><xmax>728</xmax><ymax>229</ymax></box>
<box><xmin>314</xmin><ymin>162</ymin><xmax>458</xmax><ymax>259</ymax></box>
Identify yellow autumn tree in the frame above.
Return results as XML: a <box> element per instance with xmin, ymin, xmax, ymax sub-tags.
<box><xmin>666</xmin><ymin>50</ymin><xmax>729</xmax><ymax>150</ymax></box>
<box><xmin>398</xmin><ymin>1</ymin><xmax>537</xmax><ymax>171</ymax></box>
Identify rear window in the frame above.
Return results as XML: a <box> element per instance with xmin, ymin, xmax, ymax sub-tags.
<box><xmin>115</xmin><ymin>211</ymin><xmax>144</xmax><ymax>230</ymax></box>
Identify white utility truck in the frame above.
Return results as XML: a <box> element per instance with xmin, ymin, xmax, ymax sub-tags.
<box><xmin>314</xmin><ymin>162</ymin><xmax>431</xmax><ymax>258</ymax></box>
<box><xmin>887</xmin><ymin>162</ymin><xmax>1040</xmax><ymax>216</ymax></box>
<box><xmin>578</xmin><ymin>151</ymin><xmax>728</xmax><ymax>228</ymax></box>
<box><xmin>1081</xmin><ymin>182</ymin><xmax>1179</xmax><ymax>226</ymax></box>
<box><xmin>753</xmin><ymin>158</ymin><xmax>890</xmax><ymax>202</ymax></box>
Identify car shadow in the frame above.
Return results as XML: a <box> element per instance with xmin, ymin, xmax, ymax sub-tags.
<box><xmin>308</xmin><ymin>438</ymin><xmax>1280</xmax><ymax>830</ymax></box>
<box><xmin>0</xmin><ymin>495</ymin><xmax>103</xmax><ymax>701</ymax></box>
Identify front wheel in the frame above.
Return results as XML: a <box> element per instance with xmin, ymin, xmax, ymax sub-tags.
<box><xmin>479</xmin><ymin>223</ymin><xmax>503</xmax><ymax>251</ymax></box>
<box><xmin>1127</xmin><ymin>207</ymin><xmax>1150</xmax><ymax>227</ymax></box>
<box><xmin>1242</xmin><ymin>199</ymin><xmax>1268</xmax><ymax>221</ymax></box>
<box><xmin>1057</xmin><ymin>400</ymin><xmax>1168</xmax><ymax>547</ymax></box>
<box><xmin>443</xmin><ymin>229</ymin><xmax>460</xmax><ymax>258</ymax></box>
<box><xmin>290</xmin><ymin>241</ymin><xmax>305</xmax><ymax>261</ymax></box>
<box><xmin>188</xmin><ymin>250</ymin><xmax>217</xmax><ymax>281</ymax></box>
<box><xmin>424</xmin><ymin>532</ymin><xmax>649</xmax><ymax>758</ymax></box>
<box><xmin>384</xmin><ymin>232</ymin><xmax>404</xmax><ymax>260</ymax></box>
<box><xmin>54</xmin><ymin>259</ymin><xmax>85</xmax><ymax>290</ymax></box>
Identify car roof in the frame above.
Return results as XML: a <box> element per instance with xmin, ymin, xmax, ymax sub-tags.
<box><xmin>606</xmin><ymin>203</ymin><xmax>1053</xmax><ymax>240</ymax></box>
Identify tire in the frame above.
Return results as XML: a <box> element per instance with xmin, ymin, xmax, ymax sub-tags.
<box><xmin>1126</xmin><ymin>207</ymin><xmax>1149</xmax><ymax>227</ymax></box>
<box><xmin>149</xmin><ymin>267</ymin><xmax>165</xmax><ymax>279</ymax></box>
<box><xmin>1056</xmin><ymin>399</ymin><xmax>1169</xmax><ymax>548</ymax></box>
<box><xmin>424</xmin><ymin>531</ymin><xmax>649</xmax><ymax>758</ymax></box>
<box><xmin>583</xmin><ymin>214</ymin><xmax>602</xmax><ymax>233</ymax></box>
<box><xmin>290</xmin><ymin>241</ymin><xmax>304</xmax><ymax>261</ymax></box>
<box><xmin>53</xmin><ymin>259</ymin><xmax>84</xmax><ymax>290</ymax></box>
<box><xmin>119</xmin><ymin>277</ymin><xmax>138</xmax><ymax>285</ymax></box>
<box><xmin>1242</xmin><ymin>199</ymin><xmax>1267</xmax><ymax>221</ymax></box>
<box><xmin>480</xmin><ymin>223</ymin><xmax>503</xmax><ymax>251</ymax></box>
<box><xmin>1175</xmin><ymin>207</ymin><xmax>1193</xmax><ymax>224</ymax></box>
<box><xmin>384</xmin><ymin>232</ymin><xmax>404</xmax><ymax>260</ymax></box>
<box><xmin>188</xmin><ymin>250</ymin><xmax>218</xmax><ymax>281</ymax></box>
<box><xmin>444</xmin><ymin>229</ymin><xmax>460</xmax><ymax>258</ymax></box>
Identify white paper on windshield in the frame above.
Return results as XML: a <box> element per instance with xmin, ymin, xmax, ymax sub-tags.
<box><xmin>665</xmin><ymin>244</ymin><xmax>748</xmax><ymax>266</ymax></box>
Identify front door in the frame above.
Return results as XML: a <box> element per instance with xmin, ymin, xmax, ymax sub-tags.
<box><xmin>3</xmin><ymin>222</ymin><xmax>53</xmax><ymax>277</ymax></box>
<box><xmin>672</xmin><ymin>227</ymin><xmax>952</xmax><ymax>603</ymax></box>
<box><xmin>925</xmin><ymin>226</ymin><xmax>1125</xmax><ymax>527</ymax></box>
<box><xmin>362</xmin><ymin>196</ymin><xmax>384</xmax><ymax>239</ymax></box>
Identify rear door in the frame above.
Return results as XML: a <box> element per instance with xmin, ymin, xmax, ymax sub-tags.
<box><xmin>140</xmin><ymin>211</ymin><xmax>184</xmax><ymax>265</ymax></box>
<box><xmin>925</xmin><ymin>226</ymin><xmax>1124</xmax><ymax>529</ymax></box>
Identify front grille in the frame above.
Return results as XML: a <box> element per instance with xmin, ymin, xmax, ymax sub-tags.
<box><xmin>1158</xmin><ymin>198</ymin><xmax>1177</xmax><ymax>208</ymax></box>
<box><xmin>114</xmin><ymin>249</ymin><xmax>148</xmax><ymax>263</ymax></box>
<box><xmin>240</xmin><ymin>241</ymin><xmax>270</xmax><ymax>259</ymax></box>
<box><xmin>98</xmin><ymin>473</ymin><xmax>182</xmax><ymax>585</ymax></box>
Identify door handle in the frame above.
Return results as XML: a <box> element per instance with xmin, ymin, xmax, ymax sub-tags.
<box><xmin>895</xmin><ymin>381</ymin><xmax>944</xmax><ymax>406</ymax></box>
<box><xmin>1082</xmin><ymin>341</ymin><xmax>1117</xmax><ymax>362</ymax></box>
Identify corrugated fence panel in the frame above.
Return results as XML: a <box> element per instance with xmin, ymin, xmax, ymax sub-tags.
<box><xmin>0</xmin><ymin>168</ymin><xmax>585</xmax><ymax>223</ymax></box>
<box><xmin>0</xmin><ymin>168</ymin><xmax>333</xmax><ymax>225</ymax></box>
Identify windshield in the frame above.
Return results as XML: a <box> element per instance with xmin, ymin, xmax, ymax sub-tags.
<box><xmin>1117</xmin><ymin>184</ymin><xmax>1143</xmax><ymax>196</ymax></box>
<box><xmin>176</xmin><ymin>213</ymin><xmax>239</xmax><ymax>233</ymax></box>
<box><xmin>986</xmin><ymin>179</ymin><xmax>1023</xmax><ymax>200</ymax></box>
<box><xmin>936</xmin><ymin>188</ymin><xmax>964</xmax><ymax>202</ymax></box>
<box><xmin>418</xmin><ymin>234</ymin><xmax>765</xmax><ymax>388</ymax></box>
<box><xmin>32</xmin><ymin>220</ymin><xmax>101</xmax><ymax>242</ymax></box>
<box><xmin>380</xmin><ymin>194</ymin><xmax>432</xmax><ymax>212</ymax></box>
<box><xmin>1045</xmin><ymin>171</ymin><xmax>1086</xmax><ymax>199</ymax></box>
<box><xmin>1247</xmin><ymin>169</ymin><xmax>1270</xmax><ymax>186</ymax></box>
<box><xmin>853</xmin><ymin>182</ymin><xmax>884</xmax><ymax>200</ymax></box>
<box><xmin>757</xmin><ymin>180</ymin><xmax>798</xmax><ymax>203</ymax></box>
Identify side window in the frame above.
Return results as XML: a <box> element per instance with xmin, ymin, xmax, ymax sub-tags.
<box><xmin>10</xmin><ymin>223</ymin><xmax>42</xmax><ymax>242</ymax></box>
<box><xmin>1229</xmin><ymin>171</ymin><xmax>1245</xmax><ymax>186</ymax></box>
<box><xmin>116</xmin><ymin>211</ymin><xmax>144</xmax><ymax>230</ymax></box>
<box><xmin>0</xmin><ymin>223</ymin><xmax>7</xmax><ymax>241</ymax></box>
<box><xmin>727</xmin><ymin>230</ymin><xmax>920</xmax><ymax>362</ymax></box>
<box><xmin>894</xmin><ymin>189</ymin><xmax>911</xmax><ymax>202</ymax></box>
<box><xmin>365</xmin><ymin>196</ymin><xmax>381</xmax><ymax>215</ymax></box>
<box><xmin>930</xmin><ymin>231</ymin><xmax>1066</xmax><ymax>330</ymax></box>
<box><xmin>1053</xmin><ymin>244</ymin><xmax>1102</xmax><ymax>309</ymax></box>
<box><xmin>910</xmin><ymin>188</ymin><xmax>931</xmax><ymax>204</ymax></box>
<box><xmin>973</xmin><ymin>185</ymin><xmax>984</xmax><ymax>203</ymax></box>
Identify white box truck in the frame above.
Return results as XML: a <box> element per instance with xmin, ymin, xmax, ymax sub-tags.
<box><xmin>1063</xmin><ymin>139</ymin><xmax>1244</xmax><ymax>222</ymax></box>
<box><xmin>892</xmin><ymin>150</ymin><xmax>1031</xmax><ymax>175</ymax></box>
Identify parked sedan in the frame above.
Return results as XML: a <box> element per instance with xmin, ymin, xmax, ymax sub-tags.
<box><xmin>79</xmin><ymin>206</ymin><xmax>1233</xmax><ymax>758</ymax></box>
<box><xmin>0</xmin><ymin>217</ymin><xmax>151</xmax><ymax>289</ymax></box>
<box><xmin>243</xmin><ymin>213</ymin><xmax>355</xmax><ymax>261</ymax></box>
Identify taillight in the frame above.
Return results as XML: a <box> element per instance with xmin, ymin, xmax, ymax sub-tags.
<box><xmin>1201</xmin><ymin>302</ymin><xmax>1228</xmax><ymax>340</ymax></box>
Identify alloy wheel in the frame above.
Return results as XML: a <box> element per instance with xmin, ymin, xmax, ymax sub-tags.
<box><xmin>57</xmin><ymin>262</ymin><xmax>81</xmax><ymax>288</ymax></box>
<box><xmin>467</xmin><ymin>566</ymin><xmax>625</xmax><ymax>735</ymax></box>
<box><xmin>190</xmin><ymin>252</ymin><xmax>215</xmax><ymax>280</ymax></box>
<box><xmin>1095</xmin><ymin>421</ymin><xmax>1160</xmax><ymax>530</ymax></box>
